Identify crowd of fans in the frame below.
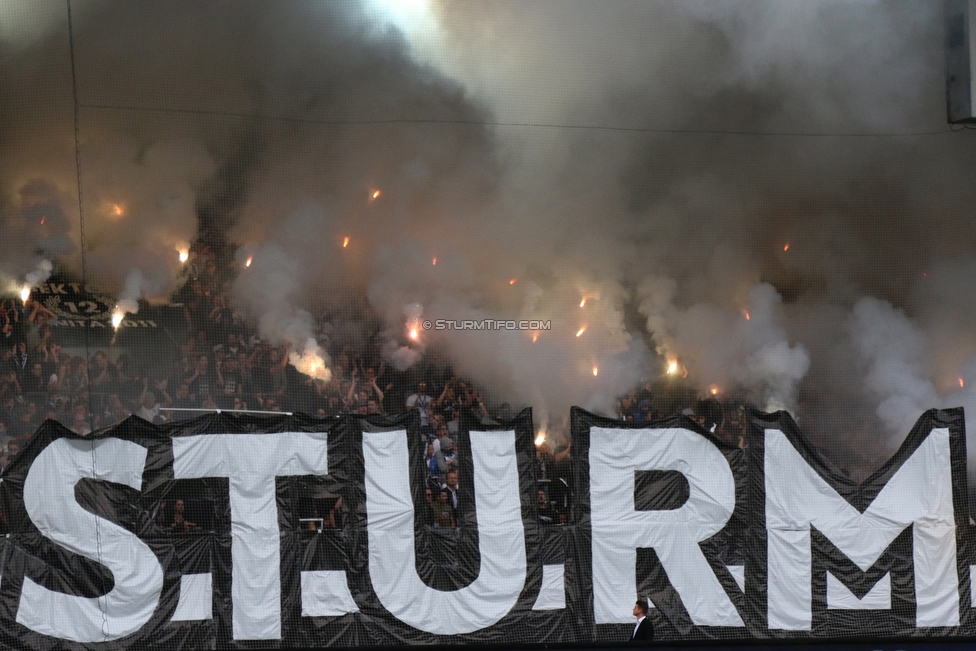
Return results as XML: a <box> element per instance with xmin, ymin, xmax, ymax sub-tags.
<box><xmin>1</xmin><ymin>241</ymin><xmax>752</xmax><ymax>531</ymax></box>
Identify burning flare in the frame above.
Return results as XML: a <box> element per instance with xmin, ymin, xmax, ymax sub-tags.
<box><xmin>245</xmin><ymin>256</ymin><xmax>253</xmax><ymax>267</ymax></box>
<box><xmin>710</xmin><ymin>385</ymin><xmax>720</xmax><ymax>395</ymax></box>
<box><xmin>592</xmin><ymin>365</ymin><xmax>599</xmax><ymax>376</ymax></box>
<box><xmin>111</xmin><ymin>310</ymin><xmax>125</xmax><ymax>329</ymax></box>
<box><xmin>289</xmin><ymin>340</ymin><xmax>333</xmax><ymax>381</ymax></box>
<box><xmin>342</xmin><ymin>236</ymin><xmax>350</xmax><ymax>248</ymax></box>
<box><xmin>959</xmin><ymin>378</ymin><xmax>965</xmax><ymax>388</ymax></box>
<box><xmin>783</xmin><ymin>243</ymin><xmax>790</xmax><ymax>251</ymax></box>
<box><xmin>576</xmin><ymin>326</ymin><xmax>586</xmax><ymax>337</ymax></box>
<box><xmin>178</xmin><ymin>249</ymin><xmax>189</xmax><ymax>263</ymax></box>
<box><xmin>371</xmin><ymin>190</ymin><xmax>381</xmax><ymax>200</ymax></box>
<box><xmin>432</xmin><ymin>257</ymin><xmax>437</xmax><ymax>265</ymax></box>
<box><xmin>534</xmin><ymin>431</ymin><xmax>547</xmax><ymax>446</ymax></box>
<box><xmin>743</xmin><ymin>310</ymin><xmax>751</xmax><ymax>321</ymax></box>
<box><xmin>580</xmin><ymin>297</ymin><xmax>587</xmax><ymax>307</ymax></box>
<box><xmin>112</xmin><ymin>204</ymin><xmax>124</xmax><ymax>216</ymax></box>
<box><xmin>20</xmin><ymin>286</ymin><xmax>30</xmax><ymax>302</ymax></box>
<box><xmin>509</xmin><ymin>278</ymin><xmax>517</xmax><ymax>285</ymax></box>
<box><xmin>667</xmin><ymin>360</ymin><xmax>678</xmax><ymax>375</ymax></box>
<box><xmin>409</xmin><ymin>327</ymin><xmax>419</xmax><ymax>341</ymax></box>
<box><xmin>532</xmin><ymin>331</ymin><xmax>539</xmax><ymax>343</ymax></box>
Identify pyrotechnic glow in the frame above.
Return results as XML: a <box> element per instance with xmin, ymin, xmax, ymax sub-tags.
<box><xmin>113</xmin><ymin>204</ymin><xmax>124</xmax><ymax>216</ymax></box>
<box><xmin>432</xmin><ymin>257</ymin><xmax>437</xmax><ymax>265</ymax></box>
<box><xmin>576</xmin><ymin>326</ymin><xmax>586</xmax><ymax>337</ymax></box>
<box><xmin>371</xmin><ymin>190</ymin><xmax>381</xmax><ymax>199</ymax></box>
<box><xmin>509</xmin><ymin>278</ymin><xmax>516</xmax><ymax>285</ymax></box>
<box><xmin>710</xmin><ymin>386</ymin><xmax>720</xmax><ymax>395</ymax></box>
<box><xmin>111</xmin><ymin>311</ymin><xmax>124</xmax><ymax>329</ymax></box>
<box><xmin>178</xmin><ymin>249</ymin><xmax>189</xmax><ymax>263</ymax></box>
<box><xmin>534</xmin><ymin>432</ymin><xmax>546</xmax><ymax>446</ymax></box>
<box><xmin>409</xmin><ymin>327</ymin><xmax>419</xmax><ymax>341</ymax></box>
<box><xmin>532</xmin><ymin>331</ymin><xmax>539</xmax><ymax>343</ymax></box>
<box><xmin>245</xmin><ymin>256</ymin><xmax>253</xmax><ymax>267</ymax></box>
<box><xmin>592</xmin><ymin>366</ymin><xmax>599</xmax><ymax>376</ymax></box>
<box><xmin>343</xmin><ymin>237</ymin><xmax>350</xmax><ymax>248</ymax></box>
<box><xmin>580</xmin><ymin>297</ymin><xmax>586</xmax><ymax>307</ymax></box>
<box><xmin>959</xmin><ymin>378</ymin><xmax>965</xmax><ymax>388</ymax></box>
<box><xmin>39</xmin><ymin>216</ymin><xmax>45</xmax><ymax>225</ymax></box>
<box><xmin>784</xmin><ymin>243</ymin><xmax>790</xmax><ymax>251</ymax></box>
<box><xmin>667</xmin><ymin>360</ymin><xmax>678</xmax><ymax>375</ymax></box>
<box><xmin>20</xmin><ymin>286</ymin><xmax>30</xmax><ymax>302</ymax></box>
<box><xmin>744</xmin><ymin>310</ymin><xmax>751</xmax><ymax>321</ymax></box>
<box><xmin>292</xmin><ymin>352</ymin><xmax>331</xmax><ymax>380</ymax></box>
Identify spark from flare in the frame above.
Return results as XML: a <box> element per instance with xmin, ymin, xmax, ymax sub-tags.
<box><xmin>39</xmin><ymin>216</ymin><xmax>45</xmax><ymax>225</ymax></box>
<box><xmin>592</xmin><ymin>365</ymin><xmax>599</xmax><ymax>376</ymax></box>
<box><xmin>710</xmin><ymin>386</ymin><xmax>720</xmax><ymax>395</ymax></box>
<box><xmin>245</xmin><ymin>256</ymin><xmax>253</xmax><ymax>267</ymax></box>
<box><xmin>743</xmin><ymin>310</ymin><xmax>750</xmax><ymax>321</ymax></box>
<box><xmin>534</xmin><ymin>432</ymin><xmax>546</xmax><ymax>446</ymax></box>
<box><xmin>576</xmin><ymin>326</ymin><xmax>586</xmax><ymax>337</ymax></box>
<box><xmin>532</xmin><ymin>331</ymin><xmax>539</xmax><ymax>343</ymax></box>
<box><xmin>509</xmin><ymin>278</ymin><xmax>516</xmax><ymax>285</ymax></box>
<box><xmin>20</xmin><ymin>286</ymin><xmax>30</xmax><ymax>302</ymax></box>
<box><xmin>342</xmin><ymin>236</ymin><xmax>350</xmax><ymax>248</ymax></box>
<box><xmin>783</xmin><ymin>243</ymin><xmax>790</xmax><ymax>251</ymax></box>
<box><xmin>409</xmin><ymin>327</ymin><xmax>419</xmax><ymax>341</ymax></box>
<box><xmin>113</xmin><ymin>204</ymin><xmax>124</xmax><ymax>216</ymax></box>
<box><xmin>667</xmin><ymin>360</ymin><xmax>678</xmax><ymax>375</ymax></box>
<box><xmin>959</xmin><ymin>378</ymin><xmax>965</xmax><ymax>388</ymax></box>
<box><xmin>111</xmin><ymin>310</ymin><xmax>125</xmax><ymax>329</ymax></box>
<box><xmin>432</xmin><ymin>257</ymin><xmax>437</xmax><ymax>265</ymax></box>
<box><xmin>371</xmin><ymin>190</ymin><xmax>381</xmax><ymax>200</ymax></box>
<box><xmin>580</xmin><ymin>297</ymin><xmax>586</xmax><ymax>307</ymax></box>
<box><xmin>178</xmin><ymin>249</ymin><xmax>189</xmax><ymax>263</ymax></box>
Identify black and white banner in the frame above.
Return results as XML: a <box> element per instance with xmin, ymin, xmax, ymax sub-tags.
<box><xmin>0</xmin><ymin>406</ymin><xmax>970</xmax><ymax>647</ymax></box>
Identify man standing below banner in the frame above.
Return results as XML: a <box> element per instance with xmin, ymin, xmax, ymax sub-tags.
<box><xmin>630</xmin><ymin>598</ymin><xmax>653</xmax><ymax>643</ymax></box>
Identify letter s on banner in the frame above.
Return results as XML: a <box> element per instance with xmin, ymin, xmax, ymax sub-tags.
<box><xmin>363</xmin><ymin>429</ymin><xmax>526</xmax><ymax>634</ymax></box>
<box><xmin>590</xmin><ymin>426</ymin><xmax>743</xmax><ymax>626</ymax></box>
<box><xmin>19</xmin><ymin>438</ymin><xmax>163</xmax><ymax>642</ymax></box>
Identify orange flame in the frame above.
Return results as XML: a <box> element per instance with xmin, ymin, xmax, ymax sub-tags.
<box><xmin>576</xmin><ymin>326</ymin><xmax>586</xmax><ymax>337</ymax></box>
<box><xmin>245</xmin><ymin>256</ymin><xmax>253</xmax><ymax>267</ymax></box>
<box><xmin>40</xmin><ymin>216</ymin><xmax>46</xmax><ymax>225</ymax></box>
<box><xmin>667</xmin><ymin>360</ymin><xmax>678</xmax><ymax>375</ymax></box>
<box><xmin>113</xmin><ymin>204</ymin><xmax>124</xmax><ymax>216</ymax></box>
<box><xmin>959</xmin><ymin>378</ymin><xmax>965</xmax><ymax>388</ymax></box>
<box><xmin>371</xmin><ymin>190</ymin><xmax>381</xmax><ymax>200</ymax></box>
<box><xmin>710</xmin><ymin>386</ymin><xmax>720</xmax><ymax>395</ymax></box>
<box><xmin>409</xmin><ymin>327</ymin><xmax>419</xmax><ymax>341</ymax></box>
<box><xmin>592</xmin><ymin>366</ymin><xmax>599</xmax><ymax>376</ymax></box>
<box><xmin>744</xmin><ymin>310</ymin><xmax>751</xmax><ymax>321</ymax></box>
<box><xmin>342</xmin><ymin>237</ymin><xmax>350</xmax><ymax>248</ymax></box>
<box><xmin>783</xmin><ymin>243</ymin><xmax>790</xmax><ymax>251</ymax></box>
<box><xmin>580</xmin><ymin>297</ymin><xmax>587</xmax><ymax>307</ymax></box>
<box><xmin>509</xmin><ymin>278</ymin><xmax>517</xmax><ymax>285</ymax></box>
<box><xmin>432</xmin><ymin>257</ymin><xmax>437</xmax><ymax>265</ymax></box>
<box><xmin>532</xmin><ymin>332</ymin><xmax>539</xmax><ymax>343</ymax></box>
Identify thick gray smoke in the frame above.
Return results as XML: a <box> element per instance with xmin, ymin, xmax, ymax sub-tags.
<box><xmin>3</xmin><ymin>0</ymin><xmax>976</xmax><ymax>474</ymax></box>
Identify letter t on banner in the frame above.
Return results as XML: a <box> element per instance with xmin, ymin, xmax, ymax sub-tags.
<box><xmin>173</xmin><ymin>432</ymin><xmax>329</xmax><ymax>640</ymax></box>
<box><xmin>590</xmin><ymin>426</ymin><xmax>743</xmax><ymax>626</ymax></box>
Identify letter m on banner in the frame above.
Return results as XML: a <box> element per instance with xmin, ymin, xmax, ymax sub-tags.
<box><xmin>747</xmin><ymin>408</ymin><xmax>973</xmax><ymax>636</ymax></box>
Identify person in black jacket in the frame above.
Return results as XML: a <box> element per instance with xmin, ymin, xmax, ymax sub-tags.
<box><xmin>630</xmin><ymin>598</ymin><xmax>654</xmax><ymax>643</ymax></box>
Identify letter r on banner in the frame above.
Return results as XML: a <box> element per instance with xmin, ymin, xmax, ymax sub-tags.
<box><xmin>173</xmin><ymin>432</ymin><xmax>329</xmax><ymax>640</ymax></box>
<box><xmin>590</xmin><ymin>427</ymin><xmax>743</xmax><ymax>626</ymax></box>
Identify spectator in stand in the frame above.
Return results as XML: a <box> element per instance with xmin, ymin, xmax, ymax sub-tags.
<box><xmin>365</xmin><ymin>398</ymin><xmax>384</xmax><ymax>415</ymax></box>
<box><xmin>434</xmin><ymin>379</ymin><xmax>459</xmax><ymax>416</ymax></box>
<box><xmin>0</xmin><ymin>369</ymin><xmax>21</xmax><ymax>402</ymax></box>
<box><xmin>432</xmin><ymin>423</ymin><xmax>452</xmax><ymax>454</ymax></box>
<box><xmin>432</xmin><ymin>490</ymin><xmax>455</xmax><ymax>528</ymax></box>
<box><xmin>434</xmin><ymin>437</ymin><xmax>459</xmax><ymax>477</ymax></box>
<box><xmin>136</xmin><ymin>378</ymin><xmax>173</xmax><ymax>424</ymax></box>
<box><xmin>215</xmin><ymin>355</ymin><xmax>243</xmax><ymax>402</ymax></box>
<box><xmin>11</xmin><ymin>341</ymin><xmax>29</xmax><ymax>381</ymax></box>
<box><xmin>22</xmin><ymin>362</ymin><xmax>47</xmax><ymax>399</ymax></box>
<box><xmin>89</xmin><ymin>351</ymin><xmax>117</xmax><ymax>393</ymax></box>
<box><xmin>406</xmin><ymin>381</ymin><xmax>433</xmax><ymax>431</ymax></box>
<box><xmin>63</xmin><ymin>356</ymin><xmax>88</xmax><ymax>394</ymax></box>
<box><xmin>170</xmin><ymin>499</ymin><xmax>196</xmax><ymax>534</ymax></box>
<box><xmin>101</xmin><ymin>392</ymin><xmax>131</xmax><ymax>426</ymax></box>
<box><xmin>184</xmin><ymin>354</ymin><xmax>213</xmax><ymax>402</ymax></box>
<box><xmin>538</xmin><ymin>490</ymin><xmax>555</xmax><ymax>525</ymax></box>
<box><xmin>69</xmin><ymin>403</ymin><xmax>92</xmax><ymax>436</ymax></box>
<box><xmin>47</xmin><ymin>363</ymin><xmax>68</xmax><ymax>393</ymax></box>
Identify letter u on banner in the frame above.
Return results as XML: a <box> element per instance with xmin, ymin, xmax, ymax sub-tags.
<box><xmin>363</xmin><ymin>429</ymin><xmax>526</xmax><ymax>635</ymax></box>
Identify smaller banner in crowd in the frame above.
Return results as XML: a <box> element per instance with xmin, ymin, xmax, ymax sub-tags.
<box><xmin>0</xmin><ymin>406</ymin><xmax>970</xmax><ymax>648</ymax></box>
